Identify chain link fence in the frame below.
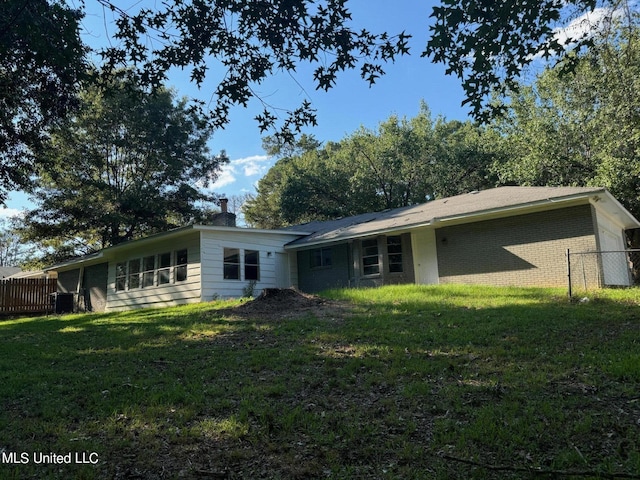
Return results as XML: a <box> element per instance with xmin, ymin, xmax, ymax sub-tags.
<box><xmin>566</xmin><ymin>249</ymin><xmax>640</xmax><ymax>298</ymax></box>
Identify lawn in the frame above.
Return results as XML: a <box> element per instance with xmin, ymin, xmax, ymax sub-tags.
<box><xmin>0</xmin><ymin>284</ymin><xmax>639</xmax><ymax>479</ymax></box>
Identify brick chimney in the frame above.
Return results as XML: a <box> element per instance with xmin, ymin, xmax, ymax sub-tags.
<box><xmin>210</xmin><ymin>198</ymin><xmax>236</xmax><ymax>227</ymax></box>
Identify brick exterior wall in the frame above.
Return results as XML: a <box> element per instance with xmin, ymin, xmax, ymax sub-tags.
<box><xmin>435</xmin><ymin>205</ymin><xmax>599</xmax><ymax>287</ymax></box>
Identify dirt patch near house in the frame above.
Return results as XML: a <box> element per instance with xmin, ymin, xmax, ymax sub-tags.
<box><xmin>223</xmin><ymin>288</ymin><xmax>347</xmax><ymax>319</ymax></box>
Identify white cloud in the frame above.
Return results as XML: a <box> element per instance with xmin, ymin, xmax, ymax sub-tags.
<box><xmin>211</xmin><ymin>166</ymin><xmax>237</xmax><ymax>189</ymax></box>
<box><xmin>552</xmin><ymin>4</ymin><xmax>631</xmax><ymax>48</ymax></box>
<box><xmin>233</xmin><ymin>154</ymin><xmax>272</xmax><ymax>177</ymax></box>
<box><xmin>0</xmin><ymin>208</ymin><xmax>24</xmax><ymax>220</ymax></box>
<box><xmin>526</xmin><ymin>4</ymin><xmax>633</xmax><ymax>62</ymax></box>
<box><xmin>208</xmin><ymin>154</ymin><xmax>272</xmax><ymax>190</ymax></box>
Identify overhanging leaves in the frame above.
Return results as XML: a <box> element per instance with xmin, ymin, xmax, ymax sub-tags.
<box><xmin>97</xmin><ymin>0</ymin><xmax>411</xmax><ymax>137</ymax></box>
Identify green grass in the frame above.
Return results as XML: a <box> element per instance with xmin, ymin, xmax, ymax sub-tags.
<box><xmin>0</xmin><ymin>285</ymin><xmax>639</xmax><ymax>479</ymax></box>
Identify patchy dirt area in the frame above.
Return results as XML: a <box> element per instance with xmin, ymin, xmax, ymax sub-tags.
<box><xmin>220</xmin><ymin>288</ymin><xmax>349</xmax><ymax>320</ymax></box>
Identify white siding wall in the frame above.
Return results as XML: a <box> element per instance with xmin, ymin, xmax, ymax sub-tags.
<box><xmin>200</xmin><ymin>230</ymin><xmax>301</xmax><ymax>300</ymax></box>
<box><xmin>105</xmin><ymin>233</ymin><xmax>201</xmax><ymax>311</ymax></box>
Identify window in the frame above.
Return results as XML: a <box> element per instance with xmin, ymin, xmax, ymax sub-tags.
<box><xmin>115</xmin><ymin>248</ymin><xmax>188</xmax><ymax>292</ymax></box>
<box><xmin>245</xmin><ymin>250</ymin><xmax>260</xmax><ymax>281</ymax></box>
<box><xmin>387</xmin><ymin>236</ymin><xmax>403</xmax><ymax>273</ymax></box>
<box><xmin>224</xmin><ymin>248</ymin><xmax>240</xmax><ymax>280</ymax></box>
<box><xmin>158</xmin><ymin>252</ymin><xmax>172</xmax><ymax>285</ymax></box>
<box><xmin>128</xmin><ymin>259</ymin><xmax>141</xmax><ymax>289</ymax></box>
<box><xmin>310</xmin><ymin>247</ymin><xmax>332</xmax><ymax>269</ymax></box>
<box><xmin>175</xmin><ymin>249</ymin><xmax>188</xmax><ymax>282</ymax></box>
<box><xmin>362</xmin><ymin>238</ymin><xmax>380</xmax><ymax>276</ymax></box>
<box><xmin>142</xmin><ymin>255</ymin><xmax>155</xmax><ymax>287</ymax></box>
<box><xmin>116</xmin><ymin>262</ymin><xmax>127</xmax><ymax>291</ymax></box>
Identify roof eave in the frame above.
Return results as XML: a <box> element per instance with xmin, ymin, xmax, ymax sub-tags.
<box><xmin>435</xmin><ymin>190</ymin><xmax>606</xmax><ymax>225</ymax></box>
<box><xmin>285</xmin><ymin>189</ymin><xmax>622</xmax><ymax>249</ymax></box>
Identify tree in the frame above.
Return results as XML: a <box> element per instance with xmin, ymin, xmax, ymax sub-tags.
<box><xmin>0</xmin><ymin>0</ymin><xmax>87</xmax><ymax>203</ymax></box>
<box><xmin>103</xmin><ymin>0</ymin><xmax>640</xmax><ymax>127</ymax></box>
<box><xmin>19</xmin><ymin>72</ymin><xmax>227</xmax><ymax>261</ymax></box>
<box><xmin>343</xmin><ymin>107</ymin><xmax>436</xmax><ymax>210</ymax></box>
<box><xmin>429</xmin><ymin>118</ymin><xmax>501</xmax><ymax>198</ymax></box>
<box><xmin>252</xmin><ymin>134</ymin><xmax>348</xmax><ymax>226</ymax></box>
<box><xmin>0</xmin><ymin>219</ymin><xmax>24</xmax><ymax>267</ymax></box>
<box><xmin>492</xmin><ymin>21</ymin><xmax>640</xmax><ymax>218</ymax></box>
<box><xmin>99</xmin><ymin>0</ymin><xmax>411</xmax><ymax>142</ymax></box>
<box><xmin>245</xmin><ymin>104</ymin><xmax>501</xmax><ymax>228</ymax></box>
<box><xmin>6</xmin><ymin>1</ymin><xmax>633</xmax><ymax>212</ymax></box>
<box><xmin>424</xmin><ymin>0</ymin><xmax>638</xmax><ymax>121</ymax></box>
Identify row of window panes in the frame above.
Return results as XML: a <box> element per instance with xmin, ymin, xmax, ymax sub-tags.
<box><xmin>116</xmin><ymin>249</ymin><xmax>188</xmax><ymax>291</ymax></box>
<box><xmin>223</xmin><ymin>248</ymin><xmax>260</xmax><ymax>280</ymax></box>
<box><xmin>362</xmin><ymin>237</ymin><xmax>403</xmax><ymax>275</ymax></box>
<box><xmin>307</xmin><ymin>236</ymin><xmax>403</xmax><ymax>277</ymax></box>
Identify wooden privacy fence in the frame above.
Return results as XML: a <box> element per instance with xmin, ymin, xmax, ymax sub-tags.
<box><xmin>0</xmin><ymin>278</ymin><xmax>57</xmax><ymax>315</ymax></box>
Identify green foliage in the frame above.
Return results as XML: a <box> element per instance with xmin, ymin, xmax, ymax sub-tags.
<box><xmin>0</xmin><ymin>0</ymin><xmax>87</xmax><ymax>203</ymax></box>
<box><xmin>423</xmin><ymin>0</ymin><xmax>638</xmax><ymax>121</ymax></box>
<box><xmin>343</xmin><ymin>108</ymin><xmax>436</xmax><ymax>210</ymax></box>
<box><xmin>19</xmin><ymin>71</ymin><xmax>227</xmax><ymax>260</ymax></box>
<box><xmin>430</xmin><ymin>118</ymin><xmax>502</xmax><ymax>198</ymax></box>
<box><xmin>492</xmin><ymin>22</ymin><xmax>640</xmax><ymax>219</ymax></box>
<box><xmin>100</xmin><ymin>0</ymin><xmax>411</xmax><ymax>143</ymax></box>
<box><xmin>245</xmin><ymin>142</ymin><xmax>364</xmax><ymax>227</ymax></box>
<box><xmin>0</xmin><ymin>219</ymin><xmax>23</xmax><ymax>267</ymax></box>
<box><xmin>1</xmin><ymin>286</ymin><xmax>639</xmax><ymax>478</ymax></box>
<box><xmin>245</xmin><ymin>103</ymin><xmax>499</xmax><ymax>228</ymax></box>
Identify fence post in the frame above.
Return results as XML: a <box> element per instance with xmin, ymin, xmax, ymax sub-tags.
<box><xmin>567</xmin><ymin>249</ymin><xmax>572</xmax><ymax>299</ymax></box>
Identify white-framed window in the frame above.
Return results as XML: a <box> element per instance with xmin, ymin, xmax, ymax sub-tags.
<box><xmin>115</xmin><ymin>249</ymin><xmax>188</xmax><ymax>291</ymax></box>
<box><xmin>224</xmin><ymin>248</ymin><xmax>240</xmax><ymax>280</ymax></box>
<box><xmin>157</xmin><ymin>252</ymin><xmax>172</xmax><ymax>285</ymax></box>
<box><xmin>362</xmin><ymin>238</ymin><xmax>380</xmax><ymax>276</ymax></box>
<box><xmin>142</xmin><ymin>255</ymin><xmax>155</xmax><ymax>287</ymax></box>
<box><xmin>128</xmin><ymin>258</ymin><xmax>141</xmax><ymax>289</ymax></box>
<box><xmin>245</xmin><ymin>250</ymin><xmax>260</xmax><ymax>281</ymax></box>
<box><xmin>116</xmin><ymin>262</ymin><xmax>127</xmax><ymax>291</ymax></box>
<box><xmin>222</xmin><ymin>248</ymin><xmax>261</xmax><ymax>281</ymax></box>
<box><xmin>175</xmin><ymin>249</ymin><xmax>188</xmax><ymax>282</ymax></box>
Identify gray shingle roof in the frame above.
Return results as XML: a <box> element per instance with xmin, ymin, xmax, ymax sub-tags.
<box><xmin>285</xmin><ymin>186</ymin><xmax>614</xmax><ymax>248</ymax></box>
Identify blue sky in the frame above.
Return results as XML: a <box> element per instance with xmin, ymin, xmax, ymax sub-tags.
<box><xmin>2</xmin><ymin>1</ymin><xmax>472</xmax><ymax>218</ymax></box>
<box><xmin>205</xmin><ymin>1</ymin><xmax>472</xmax><ymax>197</ymax></box>
<box><xmin>140</xmin><ymin>0</ymin><xmax>473</xmax><ymax>197</ymax></box>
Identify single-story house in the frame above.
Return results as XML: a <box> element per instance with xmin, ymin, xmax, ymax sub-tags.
<box><xmin>37</xmin><ymin>186</ymin><xmax>640</xmax><ymax>312</ymax></box>
<box><xmin>0</xmin><ymin>267</ymin><xmax>22</xmax><ymax>279</ymax></box>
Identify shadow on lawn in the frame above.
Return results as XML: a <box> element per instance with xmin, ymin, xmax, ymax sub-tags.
<box><xmin>0</xmin><ymin>288</ymin><xmax>639</xmax><ymax>479</ymax></box>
